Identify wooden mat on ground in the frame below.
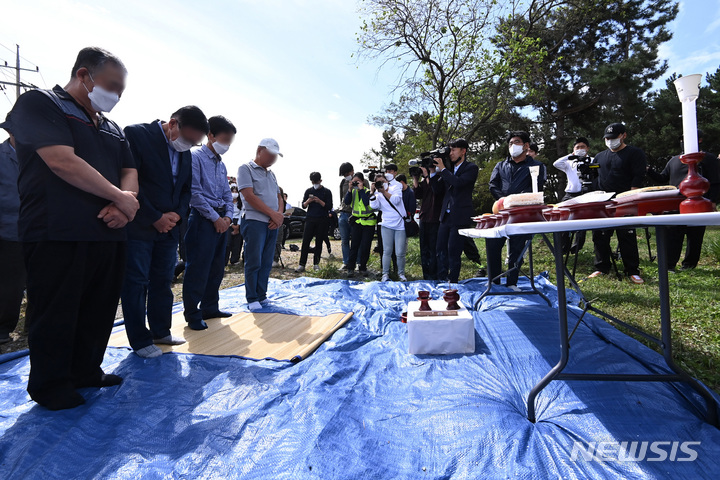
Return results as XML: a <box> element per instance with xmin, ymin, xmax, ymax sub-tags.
<box><xmin>108</xmin><ymin>311</ymin><xmax>354</xmax><ymax>362</ymax></box>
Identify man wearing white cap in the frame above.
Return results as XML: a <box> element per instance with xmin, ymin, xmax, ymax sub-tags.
<box><xmin>237</xmin><ymin>138</ymin><xmax>285</xmax><ymax>311</ymax></box>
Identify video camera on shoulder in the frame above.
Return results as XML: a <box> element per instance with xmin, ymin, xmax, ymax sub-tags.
<box><xmin>363</xmin><ymin>166</ymin><xmax>385</xmax><ymax>182</ymax></box>
<box><xmin>409</xmin><ymin>146</ymin><xmax>452</xmax><ymax>177</ymax></box>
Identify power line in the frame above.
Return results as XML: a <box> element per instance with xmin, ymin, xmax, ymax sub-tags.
<box><xmin>0</xmin><ymin>44</ymin><xmax>41</xmax><ymax>100</ymax></box>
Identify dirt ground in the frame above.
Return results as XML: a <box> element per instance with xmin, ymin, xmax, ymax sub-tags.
<box><xmin>0</xmin><ymin>238</ymin><xmax>361</xmax><ymax>355</ymax></box>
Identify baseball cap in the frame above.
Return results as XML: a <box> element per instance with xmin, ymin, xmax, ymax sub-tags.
<box><xmin>259</xmin><ymin>138</ymin><xmax>283</xmax><ymax>157</ymax></box>
<box><xmin>603</xmin><ymin>123</ymin><xmax>626</xmax><ymax>139</ymax></box>
<box><xmin>0</xmin><ymin>112</ymin><xmax>12</xmax><ymax>133</ymax></box>
<box><xmin>449</xmin><ymin>138</ymin><xmax>469</xmax><ymax>149</ymax></box>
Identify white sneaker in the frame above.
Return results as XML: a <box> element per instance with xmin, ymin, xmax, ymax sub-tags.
<box><xmin>135</xmin><ymin>345</ymin><xmax>163</xmax><ymax>358</ymax></box>
<box><xmin>248</xmin><ymin>301</ymin><xmax>263</xmax><ymax>311</ymax></box>
<box><xmin>398</xmin><ymin>274</ymin><xmax>407</xmax><ymax>282</ymax></box>
<box><xmin>271</xmin><ymin>261</ymin><xmax>280</xmax><ymax>268</ymax></box>
<box><xmin>507</xmin><ymin>285</ymin><xmax>522</xmax><ymax>292</ymax></box>
<box><xmin>313</xmin><ymin>265</ymin><xmax>320</xmax><ymax>271</ymax></box>
<box><xmin>153</xmin><ymin>335</ymin><xmax>186</xmax><ymax>346</ymax></box>
<box><xmin>381</xmin><ymin>274</ymin><xmax>390</xmax><ymax>282</ymax></box>
<box><xmin>295</xmin><ymin>265</ymin><xmax>305</xmax><ymax>273</ymax></box>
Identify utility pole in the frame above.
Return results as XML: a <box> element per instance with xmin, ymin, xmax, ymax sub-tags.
<box><xmin>0</xmin><ymin>44</ymin><xmax>40</xmax><ymax>100</ymax></box>
<box><xmin>16</xmin><ymin>45</ymin><xmax>20</xmax><ymax>99</ymax></box>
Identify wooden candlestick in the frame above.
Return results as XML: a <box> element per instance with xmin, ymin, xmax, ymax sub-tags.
<box><xmin>679</xmin><ymin>152</ymin><xmax>713</xmax><ymax>213</ymax></box>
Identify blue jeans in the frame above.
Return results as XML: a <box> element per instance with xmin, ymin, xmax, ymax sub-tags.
<box><xmin>183</xmin><ymin>209</ymin><xmax>229</xmax><ymax>322</ymax></box>
<box><xmin>381</xmin><ymin>226</ymin><xmax>406</xmax><ymax>276</ymax></box>
<box><xmin>339</xmin><ymin>212</ymin><xmax>351</xmax><ymax>265</ymax></box>
<box><xmin>121</xmin><ymin>235</ymin><xmax>178</xmax><ymax>350</ymax></box>
<box><xmin>241</xmin><ymin>219</ymin><xmax>278</xmax><ymax>303</ymax></box>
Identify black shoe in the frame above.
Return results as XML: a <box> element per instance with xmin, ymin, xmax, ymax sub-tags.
<box><xmin>202</xmin><ymin>311</ymin><xmax>232</xmax><ymax>320</ymax></box>
<box><xmin>679</xmin><ymin>264</ymin><xmax>696</xmax><ymax>271</ymax></box>
<box><xmin>32</xmin><ymin>388</ymin><xmax>86</xmax><ymax>411</ymax></box>
<box><xmin>358</xmin><ymin>268</ymin><xmax>368</xmax><ymax>277</ymax></box>
<box><xmin>75</xmin><ymin>374</ymin><xmax>123</xmax><ymax>389</ymax></box>
<box><xmin>346</xmin><ymin>270</ymin><xmax>355</xmax><ymax>278</ymax></box>
<box><xmin>0</xmin><ymin>333</ymin><xmax>10</xmax><ymax>345</ymax></box>
<box><xmin>188</xmin><ymin>319</ymin><xmax>208</xmax><ymax>330</ymax></box>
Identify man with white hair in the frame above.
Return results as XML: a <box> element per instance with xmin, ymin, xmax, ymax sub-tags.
<box><xmin>237</xmin><ymin>138</ymin><xmax>285</xmax><ymax>311</ymax></box>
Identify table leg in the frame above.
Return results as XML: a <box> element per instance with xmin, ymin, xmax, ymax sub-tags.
<box><xmin>655</xmin><ymin>226</ymin><xmax>718</xmax><ymax>426</ymax></box>
<box><xmin>473</xmin><ymin>236</ymin><xmax>551</xmax><ymax>310</ymax></box>
<box><xmin>527</xmin><ymin>231</ymin><xmax>570</xmax><ymax>422</ymax></box>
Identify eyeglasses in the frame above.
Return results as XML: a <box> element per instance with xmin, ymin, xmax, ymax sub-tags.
<box><xmin>509</xmin><ymin>140</ymin><xmax>525</xmax><ymax>145</ymax></box>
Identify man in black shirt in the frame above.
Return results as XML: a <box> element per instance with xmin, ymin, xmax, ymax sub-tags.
<box><xmin>590</xmin><ymin>123</ymin><xmax>647</xmax><ymax>284</ymax></box>
<box><xmin>296</xmin><ymin>172</ymin><xmax>333</xmax><ymax>272</ymax></box>
<box><xmin>11</xmin><ymin>47</ymin><xmax>139</xmax><ymax>410</ymax></box>
<box><xmin>648</xmin><ymin>131</ymin><xmax>720</xmax><ymax>270</ymax></box>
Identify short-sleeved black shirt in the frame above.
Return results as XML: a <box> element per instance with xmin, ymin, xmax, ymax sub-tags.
<box><xmin>595</xmin><ymin>145</ymin><xmax>647</xmax><ymax>194</ymax></box>
<box><xmin>11</xmin><ymin>85</ymin><xmax>135</xmax><ymax>242</ymax></box>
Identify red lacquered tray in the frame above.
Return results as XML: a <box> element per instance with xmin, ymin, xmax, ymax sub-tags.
<box><xmin>564</xmin><ymin>201</ymin><xmax>616</xmax><ymax>220</ymax></box>
<box><xmin>501</xmin><ymin>204</ymin><xmax>547</xmax><ymax>224</ymax></box>
<box><xmin>613</xmin><ymin>192</ymin><xmax>684</xmax><ymax>217</ymax></box>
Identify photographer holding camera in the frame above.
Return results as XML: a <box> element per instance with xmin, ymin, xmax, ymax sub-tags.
<box><xmin>344</xmin><ymin>172</ymin><xmax>377</xmax><ymax>276</ymax></box>
<box><xmin>369</xmin><ymin>173</ymin><xmax>407</xmax><ymax>282</ymax></box>
<box><xmin>553</xmin><ymin>137</ymin><xmax>596</xmax><ymax>253</ymax></box>
<box><xmin>338</xmin><ymin>162</ymin><xmax>356</xmax><ymax>270</ymax></box>
<box><xmin>412</xmin><ymin>160</ymin><xmax>443</xmax><ymax>280</ymax></box>
<box><xmin>430</xmin><ymin>138</ymin><xmax>479</xmax><ymax>284</ymax></box>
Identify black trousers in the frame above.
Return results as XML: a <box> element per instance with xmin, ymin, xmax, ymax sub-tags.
<box><xmin>347</xmin><ymin>222</ymin><xmax>375</xmax><ymax>271</ymax></box>
<box><xmin>592</xmin><ymin>228</ymin><xmax>640</xmax><ymax>275</ymax></box>
<box><xmin>667</xmin><ymin>225</ymin><xmax>706</xmax><ymax>269</ymax></box>
<box><xmin>225</xmin><ymin>227</ymin><xmax>244</xmax><ymax>265</ymax></box>
<box><xmin>436</xmin><ymin>221</ymin><xmax>464</xmax><ymax>283</ymax></box>
<box><xmin>0</xmin><ymin>239</ymin><xmax>26</xmax><ymax>336</ymax></box>
<box><xmin>299</xmin><ymin>217</ymin><xmax>329</xmax><ymax>266</ymax></box>
<box><xmin>24</xmin><ymin>241</ymin><xmax>125</xmax><ymax>400</ymax></box>
<box><xmin>486</xmin><ymin>235</ymin><xmax>531</xmax><ymax>286</ymax></box>
<box><xmin>559</xmin><ymin>192</ymin><xmax>586</xmax><ymax>254</ymax></box>
<box><xmin>419</xmin><ymin>221</ymin><xmax>439</xmax><ymax>280</ymax></box>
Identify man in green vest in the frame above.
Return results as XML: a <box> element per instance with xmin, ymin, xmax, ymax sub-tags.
<box><xmin>344</xmin><ymin>172</ymin><xmax>375</xmax><ymax>277</ymax></box>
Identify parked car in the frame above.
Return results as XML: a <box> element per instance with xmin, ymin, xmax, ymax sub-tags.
<box><xmin>283</xmin><ymin>207</ymin><xmax>307</xmax><ymax>241</ymax></box>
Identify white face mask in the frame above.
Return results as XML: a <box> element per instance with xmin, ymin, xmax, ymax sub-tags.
<box><xmin>605</xmin><ymin>137</ymin><xmax>622</xmax><ymax>150</ymax></box>
<box><xmin>213</xmin><ymin>142</ymin><xmax>230</xmax><ymax>155</ymax></box>
<box><xmin>82</xmin><ymin>73</ymin><xmax>120</xmax><ymax>113</ymax></box>
<box><xmin>313</xmin><ymin>183</ymin><xmax>321</xmax><ymax>190</ymax></box>
<box><xmin>385</xmin><ymin>173</ymin><xmax>394</xmax><ymax>181</ymax></box>
<box><xmin>344</xmin><ymin>175</ymin><xmax>353</xmax><ymax>182</ymax></box>
<box><xmin>232</xmin><ymin>192</ymin><xmax>238</xmax><ymax>199</ymax></box>
<box><xmin>170</xmin><ymin>136</ymin><xmax>193</xmax><ymax>152</ymax></box>
<box><xmin>509</xmin><ymin>144</ymin><xmax>525</xmax><ymax>158</ymax></box>
<box><xmin>574</xmin><ymin>149</ymin><xmax>587</xmax><ymax>157</ymax></box>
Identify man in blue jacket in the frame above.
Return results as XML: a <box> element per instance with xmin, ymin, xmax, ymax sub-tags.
<box><xmin>431</xmin><ymin>138</ymin><xmax>479</xmax><ymax>283</ymax></box>
<box><xmin>121</xmin><ymin>106</ymin><xmax>209</xmax><ymax>358</ymax></box>
<box><xmin>488</xmin><ymin>131</ymin><xmax>547</xmax><ymax>290</ymax></box>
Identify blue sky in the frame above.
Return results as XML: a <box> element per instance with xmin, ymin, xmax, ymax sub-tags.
<box><xmin>1</xmin><ymin>0</ymin><xmax>718</xmax><ymax>205</ymax></box>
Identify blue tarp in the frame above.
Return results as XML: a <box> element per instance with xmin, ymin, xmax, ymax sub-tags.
<box><xmin>1</xmin><ymin>276</ymin><xmax>719</xmax><ymax>479</ymax></box>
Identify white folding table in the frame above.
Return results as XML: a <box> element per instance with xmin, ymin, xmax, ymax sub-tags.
<box><xmin>460</xmin><ymin>212</ymin><xmax>720</xmax><ymax>426</ymax></box>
